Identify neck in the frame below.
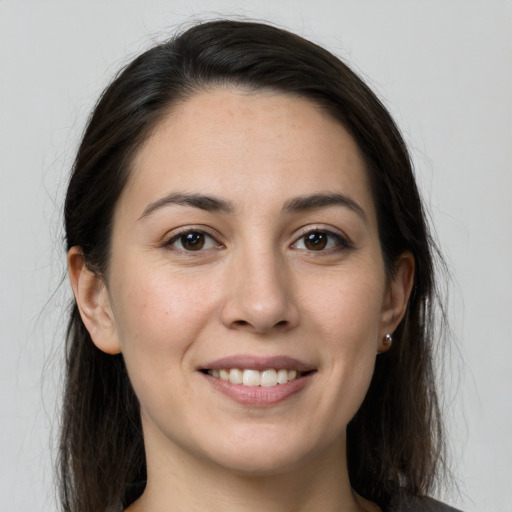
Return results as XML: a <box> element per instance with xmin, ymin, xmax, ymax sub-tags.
<box><xmin>127</xmin><ymin>419</ymin><xmax>377</xmax><ymax>512</ymax></box>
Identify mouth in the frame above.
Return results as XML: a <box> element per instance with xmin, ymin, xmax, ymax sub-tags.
<box><xmin>199</xmin><ymin>356</ymin><xmax>316</xmax><ymax>406</ymax></box>
<box><xmin>203</xmin><ymin>368</ymin><xmax>305</xmax><ymax>387</ymax></box>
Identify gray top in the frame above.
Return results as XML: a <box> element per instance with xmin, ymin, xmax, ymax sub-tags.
<box><xmin>389</xmin><ymin>495</ymin><xmax>462</xmax><ymax>512</ymax></box>
<box><xmin>123</xmin><ymin>484</ymin><xmax>462</xmax><ymax>511</ymax></box>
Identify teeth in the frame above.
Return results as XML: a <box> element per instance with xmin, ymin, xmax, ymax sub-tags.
<box><xmin>229</xmin><ymin>368</ymin><xmax>243</xmax><ymax>385</ymax></box>
<box><xmin>277</xmin><ymin>369</ymin><xmax>288</xmax><ymax>384</ymax></box>
<box><xmin>208</xmin><ymin>368</ymin><xmax>302</xmax><ymax>386</ymax></box>
<box><xmin>260</xmin><ymin>369</ymin><xmax>277</xmax><ymax>387</ymax></box>
<box><xmin>243</xmin><ymin>369</ymin><xmax>260</xmax><ymax>386</ymax></box>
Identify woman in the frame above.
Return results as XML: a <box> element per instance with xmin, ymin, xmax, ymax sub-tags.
<box><xmin>61</xmin><ymin>20</ymin><xmax>460</xmax><ymax>512</ymax></box>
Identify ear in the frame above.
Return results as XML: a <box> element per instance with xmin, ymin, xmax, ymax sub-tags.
<box><xmin>378</xmin><ymin>251</ymin><xmax>415</xmax><ymax>353</ymax></box>
<box><xmin>67</xmin><ymin>246</ymin><xmax>122</xmax><ymax>355</ymax></box>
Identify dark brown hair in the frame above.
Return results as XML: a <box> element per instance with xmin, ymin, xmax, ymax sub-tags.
<box><xmin>61</xmin><ymin>19</ymin><xmax>446</xmax><ymax>512</ymax></box>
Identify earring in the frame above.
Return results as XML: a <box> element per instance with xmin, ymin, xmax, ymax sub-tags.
<box><xmin>383</xmin><ymin>332</ymin><xmax>393</xmax><ymax>347</ymax></box>
<box><xmin>379</xmin><ymin>332</ymin><xmax>393</xmax><ymax>353</ymax></box>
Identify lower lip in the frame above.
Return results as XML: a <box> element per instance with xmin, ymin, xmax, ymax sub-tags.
<box><xmin>202</xmin><ymin>372</ymin><xmax>314</xmax><ymax>407</ymax></box>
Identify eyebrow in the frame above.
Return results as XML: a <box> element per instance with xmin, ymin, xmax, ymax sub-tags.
<box><xmin>138</xmin><ymin>193</ymin><xmax>235</xmax><ymax>220</ymax></box>
<box><xmin>283</xmin><ymin>193</ymin><xmax>367</xmax><ymax>222</ymax></box>
<box><xmin>138</xmin><ymin>191</ymin><xmax>367</xmax><ymax>222</ymax></box>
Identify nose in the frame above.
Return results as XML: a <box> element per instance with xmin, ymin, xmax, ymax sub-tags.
<box><xmin>220</xmin><ymin>246</ymin><xmax>300</xmax><ymax>334</ymax></box>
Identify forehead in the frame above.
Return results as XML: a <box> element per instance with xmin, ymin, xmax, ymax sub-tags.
<box><xmin>121</xmin><ymin>87</ymin><xmax>375</xmax><ymax>220</ymax></box>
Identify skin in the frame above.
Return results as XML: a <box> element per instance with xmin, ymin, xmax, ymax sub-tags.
<box><xmin>69</xmin><ymin>88</ymin><xmax>414</xmax><ymax>512</ymax></box>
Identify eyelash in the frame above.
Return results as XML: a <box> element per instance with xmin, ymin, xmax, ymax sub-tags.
<box><xmin>164</xmin><ymin>227</ymin><xmax>352</xmax><ymax>254</ymax></box>
<box><xmin>164</xmin><ymin>228</ymin><xmax>222</xmax><ymax>253</ymax></box>
<box><xmin>291</xmin><ymin>229</ymin><xmax>352</xmax><ymax>253</ymax></box>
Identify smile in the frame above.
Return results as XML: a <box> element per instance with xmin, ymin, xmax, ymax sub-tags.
<box><xmin>207</xmin><ymin>368</ymin><xmax>301</xmax><ymax>387</ymax></box>
<box><xmin>200</xmin><ymin>356</ymin><xmax>315</xmax><ymax>405</ymax></box>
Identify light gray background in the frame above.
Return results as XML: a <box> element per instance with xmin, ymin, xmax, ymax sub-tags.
<box><xmin>1</xmin><ymin>1</ymin><xmax>511</xmax><ymax>511</ymax></box>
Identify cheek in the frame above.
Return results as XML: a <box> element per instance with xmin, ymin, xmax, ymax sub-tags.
<box><xmin>109</xmin><ymin>262</ymin><xmax>218</xmax><ymax>378</ymax></box>
<box><xmin>299</xmin><ymin>263</ymin><xmax>385</xmax><ymax>411</ymax></box>
<box><xmin>301</xmin><ymin>265</ymin><xmax>385</xmax><ymax>348</ymax></box>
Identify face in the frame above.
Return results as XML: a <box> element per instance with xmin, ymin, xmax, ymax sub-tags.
<box><xmin>75</xmin><ymin>88</ymin><xmax>412</xmax><ymax>476</ymax></box>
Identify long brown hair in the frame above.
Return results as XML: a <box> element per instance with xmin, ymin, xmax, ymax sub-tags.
<box><xmin>61</xmin><ymin>19</ymin><xmax>447</xmax><ymax>512</ymax></box>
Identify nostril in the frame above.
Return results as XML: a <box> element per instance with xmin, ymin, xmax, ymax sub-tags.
<box><xmin>230</xmin><ymin>319</ymin><xmax>289</xmax><ymax>330</ymax></box>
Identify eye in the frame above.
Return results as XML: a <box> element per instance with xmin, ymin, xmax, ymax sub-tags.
<box><xmin>166</xmin><ymin>230</ymin><xmax>220</xmax><ymax>252</ymax></box>
<box><xmin>292</xmin><ymin>229</ymin><xmax>349</xmax><ymax>251</ymax></box>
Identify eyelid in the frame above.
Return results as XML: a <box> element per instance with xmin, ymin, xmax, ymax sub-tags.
<box><xmin>163</xmin><ymin>226</ymin><xmax>224</xmax><ymax>252</ymax></box>
<box><xmin>290</xmin><ymin>225</ymin><xmax>353</xmax><ymax>251</ymax></box>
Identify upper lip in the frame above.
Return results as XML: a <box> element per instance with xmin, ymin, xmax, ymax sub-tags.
<box><xmin>200</xmin><ymin>355</ymin><xmax>316</xmax><ymax>372</ymax></box>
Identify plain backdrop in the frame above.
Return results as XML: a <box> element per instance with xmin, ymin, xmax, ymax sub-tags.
<box><xmin>1</xmin><ymin>1</ymin><xmax>511</xmax><ymax>511</ymax></box>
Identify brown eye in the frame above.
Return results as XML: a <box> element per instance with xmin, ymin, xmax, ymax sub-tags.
<box><xmin>292</xmin><ymin>229</ymin><xmax>350</xmax><ymax>252</ymax></box>
<box><xmin>167</xmin><ymin>230</ymin><xmax>219</xmax><ymax>252</ymax></box>
<box><xmin>180</xmin><ymin>232</ymin><xmax>205</xmax><ymax>250</ymax></box>
<box><xmin>304</xmin><ymin>231</ymin><xmax>328</xmax><ymax>250</ymax></box>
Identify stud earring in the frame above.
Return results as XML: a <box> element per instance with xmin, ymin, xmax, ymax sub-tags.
<box><xmin>378</xmin><ymin>332</ymin><xmax>393</xmax><ymax>353</ymax></box>
<box><xmin>384</xmin><ymin>333</ymin><xmax>393</xmax><ymax>347</ymax></box>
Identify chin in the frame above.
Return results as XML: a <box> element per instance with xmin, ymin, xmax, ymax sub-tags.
<box><xmin>197</xmin><ymin>426</ymin><xmax>335</xmax><ymax>477</ymax></box>
<box><xmin>211</xmin><ymin>450</ymin><xmax>309</xmax><ymax>477</ymax></box>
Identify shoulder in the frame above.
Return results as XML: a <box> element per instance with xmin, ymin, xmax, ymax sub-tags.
<box><xmin>387</xmin><ymin>495</ymin><xmax>463</xmax><ymax>512</ymax></box>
